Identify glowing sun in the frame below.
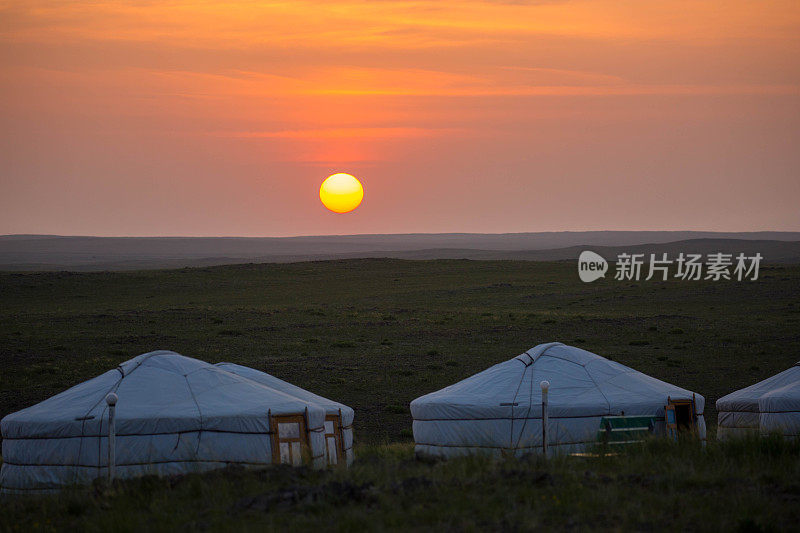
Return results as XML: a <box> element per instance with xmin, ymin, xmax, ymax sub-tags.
<box><xmin>319</xmin><ymin>173</ymin><xmax>364</xmax><ymax>213</ymax></box>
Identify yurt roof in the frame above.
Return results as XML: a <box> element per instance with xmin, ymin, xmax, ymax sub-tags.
<box><xmin>215</xmin><ymin>362</ymin><xmax>354</xmax><ymax>422</ymax></box>
<box><xmin>1</xmin><ymin>351</ymin><xmax>325</xmax><ymax>440</ymax></box>
<box><xmin>717</xmin><ymin>362</ymin><xmax>800</xmax><ymax>412</ymax></box>
<box><xmin>411</xmin><ymin>342</ymin><xmax>704</xmax><ymax>419</ymax></box>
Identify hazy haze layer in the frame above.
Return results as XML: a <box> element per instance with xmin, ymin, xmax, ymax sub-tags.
<box><xmin>2</xmin><ymin>232</ymin><xmax>799</xmax><ymax>270</ymax></box>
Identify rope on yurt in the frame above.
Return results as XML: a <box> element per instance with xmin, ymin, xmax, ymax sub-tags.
<box><xmin>184</xmin><ymin>374</ymin><xmax>204</xmax><ymax>457</ymax></box>
<box><xmin>81</xmin><ymin>354</ymin><xmax>154</xmax><ymax>483</ymax></box>
<box><xmin>509</xmin><ymin>343</ymin><xmax>561</xmax><ymax>451</ymax></box>
<box><xmin>508</xmin><ymin>364</ymin><xmax>529</xmax><ymax>449</ymax></box>
<box><xmin>511</xmin><ymin>365</ymin><xmax>539</xmax><ymax>451</ymax></box>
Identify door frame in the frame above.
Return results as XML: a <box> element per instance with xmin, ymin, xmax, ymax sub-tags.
<box><xmin>270</xmin><ymin>413</ymin><xmax>309</xmax><ymax>465</ymax></box>
<box><xmin>323</xmin><ymin>413</ymin><xmax>346</xmax><ymax>465</ymax></box>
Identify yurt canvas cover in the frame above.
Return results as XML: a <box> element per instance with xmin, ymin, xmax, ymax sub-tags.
<box><xmin>717</xmin><ymin>362</ymin><xmax>800</xmax><ymax>440</ymax></box>
<box><xmin>215</xmin><ymin>363</ymin><xmax>354</xmax><ymax>465</ymax></box>
<box><xmin>411</xmin><ymin>342</ymin><xmax>706</xmax><ymax>458</ymax></box>
<box><xmin>0</xmin><ymin>351</ymin><xmax>327</xmax><ymax>494</ymax></box>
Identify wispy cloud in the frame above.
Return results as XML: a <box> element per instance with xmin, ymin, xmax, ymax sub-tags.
<box><xmin>213</xmin><ymin>127</ymin><xmax>467</xmax><ymax>139</ymax></box>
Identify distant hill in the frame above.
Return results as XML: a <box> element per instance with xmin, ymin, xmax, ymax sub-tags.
<box><xmin>374</xmin><ymin>239</ymin><xmax>800</xmax><ymax>262</ymax></box>
<box><xmin>0</xmin><ymin>232</ymin><xmax>798</xmax><ymax>270</ymax></box>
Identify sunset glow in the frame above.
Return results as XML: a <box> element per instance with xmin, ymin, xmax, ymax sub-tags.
<box><xmin>1</xmin><ymin>1</ymin><xmax>798</xmax><ymax>235</ymax></box>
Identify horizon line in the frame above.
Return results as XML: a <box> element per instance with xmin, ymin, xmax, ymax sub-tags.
<box><xmin>3</xmin><ymin>229</ymin><xmax>800</xmax><ymax>240</ymax></box>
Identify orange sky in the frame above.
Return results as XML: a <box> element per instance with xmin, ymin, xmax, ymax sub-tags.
<box><xmin>1</xmin><ymin>0</ymin><xmax>799</xmax><ymax>236</ymax></box>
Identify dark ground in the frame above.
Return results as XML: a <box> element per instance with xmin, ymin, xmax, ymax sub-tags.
<box><xmin>1</xmin><ymin>259</ymin><xmax>798</xmax><ymax>442</ymax></box>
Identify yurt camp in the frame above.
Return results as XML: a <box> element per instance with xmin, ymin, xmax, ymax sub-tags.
<box><xmin>215</xmin><ymin>362</ymin><xmax>354</xmax><ymax>465</ymax></box>
<box><xmin>0</xmin><ymin>351</ymin><xmax>351</xmax><ymax>494</ymax></box>
<box><xmin>411</xmin><ymin>342</ymin><xmax>706</xmax><ymax>458</ymax></box>
<box><xmin>716</xmin><ymin>362</ymin><xmax>800</xmax><ymax>440</ymax></box>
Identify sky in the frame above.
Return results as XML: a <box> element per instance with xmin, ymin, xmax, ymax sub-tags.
<box><xmin>1</xmin><ymin>0</ymin><xmax>799</xmax><ymax>237</ymax></box>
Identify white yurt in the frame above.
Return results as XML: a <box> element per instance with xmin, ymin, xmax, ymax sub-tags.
<box><xmin>411</xmin><ymin>342</ymin><xmax>706</xmax><ymax>458</ymax></box>
<box><xmin>216</xmin><ymin>363</ymin><xmax>354</xmax><ymax>465</ymax></box>
<box><xmin>0</xmin><ymin>351</ymin><xmax>329</xmax><ymax>494</ymax></box>
<box><xmin>716</xmin><ymin>362</ymin><xmax>800</xmax><ymax>440</ymax></box>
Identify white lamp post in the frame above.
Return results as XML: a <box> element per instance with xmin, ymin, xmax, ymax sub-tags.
<box><xmin>540</xmin><ymin>381</ymin><xmax>550</xmax><ymax>457</ymax></box>
<box><xmin>105</xmin><ymin>392</ymin><xmax>118</xmax><ymax>481</ymax></box>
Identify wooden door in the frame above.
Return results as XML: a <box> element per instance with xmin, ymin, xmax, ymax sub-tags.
<box><xmin>323</xmin><ymin>414</ymin><xmax>345</xmax><ymax>465</ymax></box>
<box><xmin>270</xmin><ymin>414</ymin><xmax>308</xmax><ymax>465</ymax></box>
<box><xmin>665</xmin><ymin>404</ymin><xmax>678</xmax><ymax>440</ymax></box>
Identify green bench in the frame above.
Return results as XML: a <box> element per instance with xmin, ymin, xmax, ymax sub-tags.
<box><xmin>596</xmin><ymin>415</ymin><xmax>656</xmax><ymax>445</ymax></box>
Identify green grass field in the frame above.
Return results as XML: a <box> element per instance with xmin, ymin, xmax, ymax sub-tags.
<box><xmin>2</xmin><ymin>438</ymin><xmax>800</xmax><ymax>532</ymax></box>
<box><xmin>1</xmin><ymin>259</ymin><xmax>799</xmax><ymax>530</ymax></box>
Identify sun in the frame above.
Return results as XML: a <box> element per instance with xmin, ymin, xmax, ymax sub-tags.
<box><xmin>319</xmin><ymin>173</ymin><xmax>364</xmax><ymax>214</ymax></box>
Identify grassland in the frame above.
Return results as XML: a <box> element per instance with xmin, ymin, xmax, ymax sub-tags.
<box><xmin>2</xmin><ymin>437</ymin><xmax>800</xmax><ymax>532</ymax></box>
<box><xmin>1</xmin><ymin>259</ymin><xmax>799</xmax><ymax>530</ymax></box>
